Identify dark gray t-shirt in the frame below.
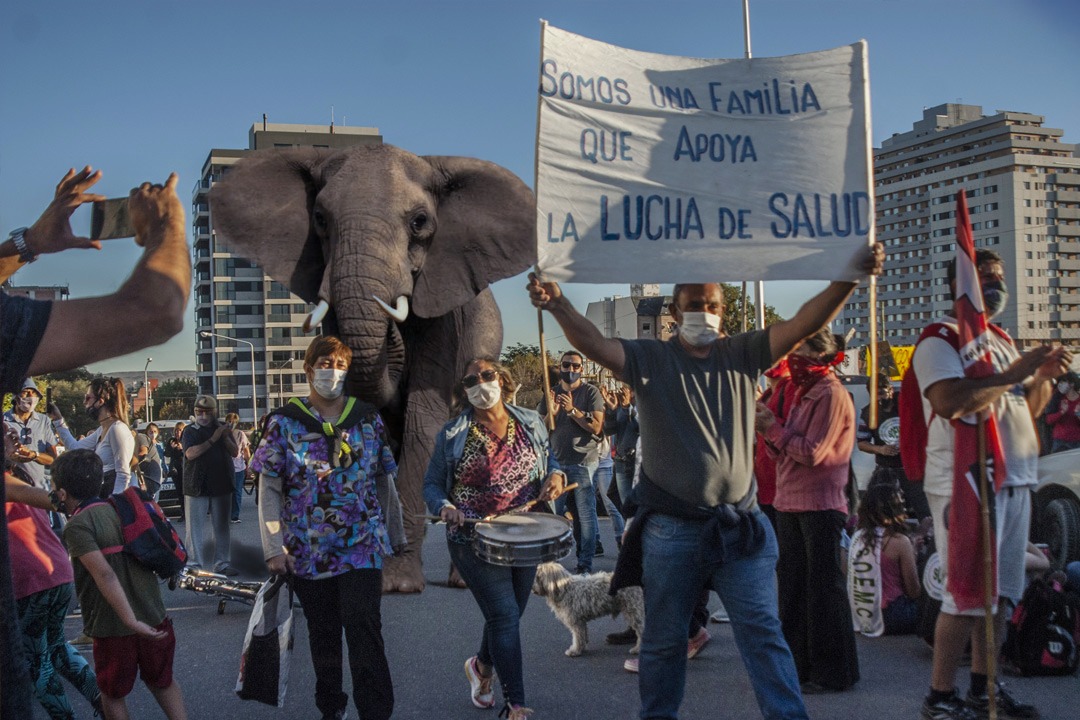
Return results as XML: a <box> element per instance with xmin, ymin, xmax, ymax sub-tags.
<box><xmin>542</xmin><ymin>382</ymin><xmax>605</xmax><ymax>466</ymax></box>
<box><xmin>620</xmin><ymin>331</ymin><xmax>773</xmax><ymax>506</ymax></box>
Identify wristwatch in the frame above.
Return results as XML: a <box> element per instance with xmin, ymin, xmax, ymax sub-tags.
<box><xmin>8</xmin><ymin>227</ymin><xmax>37</xmax><ymax>263</ymax></box>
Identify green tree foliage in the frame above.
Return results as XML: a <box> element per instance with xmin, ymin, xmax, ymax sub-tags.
<box><xmin>153</xmin><ymin>378</ymin><xmax>198</xmax><ymax>420</ymax></box>
<box><xmin>718</xmin><ymin>283</ymin><xmax>784</xmax><ymax>337</ymax></box>
<box><xmin>500</xmin><ymin>343</ymin><xmax>556</xmax><ymax>409</ymax></box>
<box><xmin>33</xmin><ymin>370</ymin><xmax>96</xmax><ymax>437</ymax></box>
<box><xmin>155</xmin><ymin>399</ymin><xmax>191</xmax><ymax>421</ymax></box>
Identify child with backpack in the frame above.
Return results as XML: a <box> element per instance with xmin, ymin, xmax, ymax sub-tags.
<box><xmin>51</xmin><ymin>449</ymin><xmax>189</xmax><ymax>720</ymax></box>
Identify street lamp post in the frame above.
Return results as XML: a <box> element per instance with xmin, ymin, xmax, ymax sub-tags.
<box><xmin>143</xmin><ymin>357</ymin><xmax>153</xmax><ymax>424</ymax></box>
<box><xmin>269</xmin><ymin>357</ymin><xmax>295</xmax><ymax>408</ymax></box>
<box><xmin>199</xmin><ymin>331</ymin><xmax>258</xmax><ymax>426</ymax></box>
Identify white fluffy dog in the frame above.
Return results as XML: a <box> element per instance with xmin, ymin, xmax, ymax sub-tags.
<box><xmin>532</xmin><ymin>562</ymin><xmax>644</xmax><ymax>657</ymax></box>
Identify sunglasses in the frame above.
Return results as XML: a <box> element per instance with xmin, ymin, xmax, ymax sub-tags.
<box><xmin>561</xmin><ymin>361</ymin><xmax>582</xmax><ymax>370</ymax></box>
<box><xmin>462</xmin><ymin>369</ymin><xmax>498</xmax><ymax>388</ymax></box>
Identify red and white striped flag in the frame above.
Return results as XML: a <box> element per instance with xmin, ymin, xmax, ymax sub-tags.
<box><xmin>947</xmin><ymin>189</ymin><xmax>1007</xmax><ymax>612</ymax></box>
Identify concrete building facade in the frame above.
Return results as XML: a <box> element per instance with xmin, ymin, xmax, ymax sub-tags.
<box><xmin>837</xmin><ymin>104</ymin><xmax>1080</xmax><ymax>349</ymax></box>
<box><xmin>192</xmin><ymin>122</ymin><xmax>382</xmax><ymax>423</ymax></box>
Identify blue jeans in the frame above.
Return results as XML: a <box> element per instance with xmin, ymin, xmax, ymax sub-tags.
<box><xmin>554</xmin><ymin>462</ymin><xmax>599</xmax><ymax>572</ymax></box>
<box><xmin>593</xmin><ymin>463</ymin><xmax>625</xmax><ymax>537</ymax></box>
<box><xmin>448</xmin><ymin>541</ymin><xmax>536</xmax><ymax>707</ymax></box>
<box><xmin>639</xmin><ymin>512</ymin><xmax>806</xmax><ymax>720</ymax></box>
<box><xmin>231</xmin><ymin>470</ymin><xmax>245</xmax><ymax>521</ymax></box>
<box><xmin>613</xmin><ymin>458</ymin><xmax>635</xmax><ymax>514</ymax></box>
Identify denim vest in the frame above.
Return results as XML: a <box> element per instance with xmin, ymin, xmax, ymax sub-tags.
<box><xmin>423</xmin><ymin>404</ymin><xmax>560</xmax><ymax>516</ymax></box>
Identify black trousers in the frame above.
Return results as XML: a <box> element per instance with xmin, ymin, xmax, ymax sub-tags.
<box><xmin>776</xmin><ymin>509</ymin><xmax>860</xmax><ymax>690</ymax></box>
<box><xmin>292</xmin><ymin>568</ymin><xmax>393</xmax><ymax>720</ymax></box>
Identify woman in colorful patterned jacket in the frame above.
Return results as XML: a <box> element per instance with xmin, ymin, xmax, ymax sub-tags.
<box><xmin>252</xmin><ymin>335</ymin><xmax>403</xmax><ymax>720</ymax></box>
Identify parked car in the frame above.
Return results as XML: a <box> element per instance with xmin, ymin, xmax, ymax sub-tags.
<box><xmin>1032</xmin><ymin>446</ymin><xmax>1080</xmax><ymax>570</ymax></box>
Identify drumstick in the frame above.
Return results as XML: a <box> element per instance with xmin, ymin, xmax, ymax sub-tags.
<box><xmin>498</xmin><ymin>483</ymin><xmax>579</xmax><ymax>517</ymax></box>
<box><xmin>415</xmin><ymin>514</ymin><xmax>523</xmax><ymax>526</ymax></box>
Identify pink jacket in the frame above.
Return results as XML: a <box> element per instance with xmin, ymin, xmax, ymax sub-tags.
<box><xmin>764</xmin><ymin>373</ymin><xmax>854</xmax><ymax>513</ymax></box>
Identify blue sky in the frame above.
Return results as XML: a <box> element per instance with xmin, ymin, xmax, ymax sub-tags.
<box><xmin>2</xmin><ymin>0</ymin><xmax>1077</xmax><ymax>372</ymax></box>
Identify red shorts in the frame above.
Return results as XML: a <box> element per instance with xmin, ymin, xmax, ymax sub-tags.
<box><xmin>92</xmin><ymin>617</ymin><xmax>176</xmax><ymax>698</ymax></box>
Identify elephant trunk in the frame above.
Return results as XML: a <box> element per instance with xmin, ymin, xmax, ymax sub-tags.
<box><xmin>331</xmin><ymin>254</ymin><xmax>409</xmax><ymax>409</ymax></box>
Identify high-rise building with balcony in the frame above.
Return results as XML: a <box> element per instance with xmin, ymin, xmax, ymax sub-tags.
<box><xmin>837</xmin><ymin>104</ymin><xmax>1080</xmax><ymax>350</ymax></box>
<box><xmin>192</xmin><ymin>122</ymin><xmax>382</xmax><ymax>423</ymax></box>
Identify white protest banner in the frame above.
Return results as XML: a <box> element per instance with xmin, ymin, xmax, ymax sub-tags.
<box><xmin>535</xmin><ymin>24</ymin><xmax>874</xmax><ymax>283</ymax></box>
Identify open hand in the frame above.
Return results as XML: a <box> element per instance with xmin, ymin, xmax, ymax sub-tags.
<box><xmin>25</xmin><ymin>167</ymin><xmax>107</xmax><ymax>256</ymax></box>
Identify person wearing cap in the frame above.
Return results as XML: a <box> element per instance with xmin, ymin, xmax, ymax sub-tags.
<box><xmin>181</xmin><ymin>395</ymin><xmax>238</xmax><ymax>576</ymax></box>
<box><xmin>3</xmin><ymin>379</ymin><xmax>58</xmax><ymax>491</ymax></box>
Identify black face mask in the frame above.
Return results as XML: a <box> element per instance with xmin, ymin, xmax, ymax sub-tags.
<box><xmin>85</xmin><ymin>402</ymin><xmax>102</xmax><ymax>422</ymax></box>
<box><xmin>982</xmin><ymin>280</ymin><xmax>1008</xmax><ymax>319</ymax></box>
<box><xmin>560</xmin><ymin>370</ymin><xmax>582</xmax><ymax>385</ymax></box>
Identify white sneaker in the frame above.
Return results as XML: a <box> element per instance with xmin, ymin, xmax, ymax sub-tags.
<box><xmin>464</xmin><ymin>656</ymin><xmax>495</xmax><ymax>709</ymax></box>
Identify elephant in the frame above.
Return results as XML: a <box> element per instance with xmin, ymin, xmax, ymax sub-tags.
<box><xmin>209</xmin><ymin>144</ymin><xmax>536</xmax><ymax>592</ymax></box>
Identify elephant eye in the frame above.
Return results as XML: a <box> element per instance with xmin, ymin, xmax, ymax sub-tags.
<box><xmin>409</xmin><ymin>211</ymin><xmax>431</xmax><ymax>236</ymax></box>
<box><xmin>313</xmin><ymin>208</ymin><xmax>328</xmax><ymax>233</ymax></box>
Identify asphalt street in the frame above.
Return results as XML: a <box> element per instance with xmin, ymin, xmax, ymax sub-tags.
<box><xmin>36</xmin><ymin>500</ymin><xmax>1080</xmax><ymax>720</ymax></box>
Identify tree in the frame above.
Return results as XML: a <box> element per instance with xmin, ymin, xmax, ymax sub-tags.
<box><xmin>719</xmin><ymin>283</ymin><xmax>784</xmax><ymax>337</ymax></box>
<box><xmin>155</xmin><ymin>399</ymin><xmax>191</xmax><ymax>421</ymax></box>
<box><xmin>500</xmin><ymin>343</ymin><xmax>555</xmax><ymax>409</ymax></box>
<box><xmin>153</xmin><ymin>378</ymin><xmax>198</xmax><ymax>420</ymax></box>
<box><xmin>33</xmin><ymin>370</ymin><xmax>96</xmax><ymax>437</ymax></box>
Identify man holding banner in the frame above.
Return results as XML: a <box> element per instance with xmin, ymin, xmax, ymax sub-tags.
<box><xmin>528</xmin><ymin>240</ymin><xmax>880</xmax><ymax>720</ymax></box>
<box><xmin>911</xmin><ymin>195</ymin><xmax>1069</xmax><ymax>720</ymax></box>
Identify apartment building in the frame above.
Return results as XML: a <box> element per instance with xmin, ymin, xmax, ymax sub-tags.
<box><xmin>837</xmin><ymin>103</ymin><xmax>1080</xmax><ymax>349</ymax></box>
<box><xmin>192</xmin><ymin>122</ymin><xmax>382</xmax><ymax>423</ymax></box>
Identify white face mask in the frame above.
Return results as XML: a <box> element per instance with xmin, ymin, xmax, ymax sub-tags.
<box><xmin>466</xmin><ymin>381</ymin><xmax>501</xmax><ymax>410</ymax></box>
<box><xmin>195</xmin><ymin>415</ymin><xmax>213</xmax><ymax>428</ymax></box>
<box><xmin>678</xmin><ymin>311</ymin><xmax>721</xmax><ymax>347</ymax></box>
<box><xmin>311</xmin><ymin>368</ymin><xmax>347</xmax><ymax>400</ymax></box>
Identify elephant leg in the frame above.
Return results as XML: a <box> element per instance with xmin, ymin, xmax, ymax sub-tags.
<box><xmin>382</xmin><ymin>291</ymin><xmax>504</xmax><ymax>593</ymax></box>
<box><xmin>382</xmin><ymin>383</ymin><xmax>446</xmax><ymax>593</ymax></box>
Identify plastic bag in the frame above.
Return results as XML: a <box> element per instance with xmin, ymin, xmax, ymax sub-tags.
<box><xmin>235</xmin><ymin>575</ymin><xmax>293</xmax><ymax>706</ymax></box>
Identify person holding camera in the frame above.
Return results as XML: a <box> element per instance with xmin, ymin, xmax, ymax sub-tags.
<box><xmin>182</xmin><ymin>395</ymin><xmax>238</xmax><ymax>576</ymax></box>
<box><xmin>539</xmin><ymin>351</ymin><xmax>604</xmax><ymax>575</ymax></box>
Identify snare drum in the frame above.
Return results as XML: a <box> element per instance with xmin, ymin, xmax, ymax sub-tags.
<box><xmin>472</xmin><ymin>514</ymin><xmax>574</xmax><ymax>567</ymax></box>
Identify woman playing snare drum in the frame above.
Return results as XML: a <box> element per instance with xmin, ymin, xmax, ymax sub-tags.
<box><xmin>423</xmin><ymin>358</ymin><xmax>565</xmax><ymax>720</ymax></box>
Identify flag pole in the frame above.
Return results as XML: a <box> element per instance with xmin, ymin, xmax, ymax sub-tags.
<box><xmin>868</xmin><ymin>275</ymin><xmax>878</xmax><ymax>428</ymax></box>
<box><xmin>742</xmin><ymin>1</ymin><xmax>767</xmax><ymax>336</ymax></box>
<box><xmin>977</xmin><ymin>412</ymin><xmax>998</xmax><ymax>719</ymax></box>
<box><xmin>534</xmin><ymin>20</ymin><xmax>556</xmax><ymax>431</ymax></box>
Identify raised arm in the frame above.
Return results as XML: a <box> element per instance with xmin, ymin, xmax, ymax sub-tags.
<box><xmin>767</xmin><ymin>243</ymin><xmax>883</xmax><ymax>362</ymax></box>
<box><xmin>27</xmin><ymin>172</ymin><xmax>190</xmax><ymax>375</ymax></box>
<box><xmin>527</xmin><ymin>272</ymin><xmax>626</xmax><ymax>377</ymax></box>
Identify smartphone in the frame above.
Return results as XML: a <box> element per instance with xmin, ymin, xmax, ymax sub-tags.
<box><xmin>90</xmin><ymin>198</ymin><xmax>135</xmax><ymax>240</ymax></box>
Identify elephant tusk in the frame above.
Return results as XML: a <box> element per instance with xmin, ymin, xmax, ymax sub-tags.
<box><xmin>303</xmin><ymin>300</ymin><xmax>331</xmax><ymax>333</ymax></box>
<box><xmin>373</xmin><ymin>295</ymin><xmax>409</xmax><ymax>323</ymax></box>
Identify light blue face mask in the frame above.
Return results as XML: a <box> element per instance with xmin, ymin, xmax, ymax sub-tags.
<box><xmin>311</xmin><ymin>368</ymin><xmax>347</xmax><ymax>400</ymax></box>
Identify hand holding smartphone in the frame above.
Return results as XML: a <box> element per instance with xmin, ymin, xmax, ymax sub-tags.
<box><xmin>90</xmin><ymin>198</ymin><xmax>135</xmax><ymax>240</ymax></box>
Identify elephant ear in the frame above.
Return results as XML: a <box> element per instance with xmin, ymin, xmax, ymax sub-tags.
<box><xmin>208</xmin><ymin>148</ymin><xmax>333</xmax><ymax>303</ymax></box>
<box><xmin>413</xmin><ymin>156</ymin><xmax>536</xmax><ymax>318</ymax></box>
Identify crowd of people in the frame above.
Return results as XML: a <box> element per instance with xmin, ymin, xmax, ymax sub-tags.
<box><xmin>4</xmin><ymin>166</ymin><xmax>1080</xmax><ymax>720</ymax></box>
